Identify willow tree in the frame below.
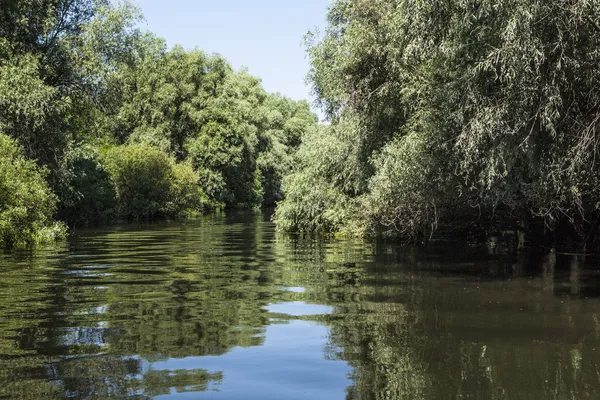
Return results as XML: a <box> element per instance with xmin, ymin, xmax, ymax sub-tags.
<box><xmin>277</xmin><ymin>0</ymin><xmax>600</xmax><ymax>245</ymax></box>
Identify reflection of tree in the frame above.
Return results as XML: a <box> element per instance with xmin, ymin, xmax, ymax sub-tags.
<box><xmin>3</xmin><ymin>218</ymin><xmax>600</xmax><ymax>399</ymax></box>
<box><xmin>312</xmin><ymin>247</ymin><xmax>600</xmax><ymax>400</ymax></box>
<box><xmin>1</xmin><ymin>354</ymin><xmax>222</xmax><ymax>399</ymax></box>
<box><xmin>266</xmin><ymin>237</ymin><xmax>600</xmax><ymax>399</ymax></box>
<box><xmin>0</xmin><ymin>213</ymin><xmax>275</xmax><ymax>399</ymax></box>
<box><xmin>270</xmin><ymin>236</ymin><xmax>433</xmax><ymax>399</ymax></box>
<box><xmin>49</xmin><ymin>356</ymin><xmax>222</xmax><ymax>399</ymax></box>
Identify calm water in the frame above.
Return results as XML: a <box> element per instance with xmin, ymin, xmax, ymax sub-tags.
<box><xmin>1</xmin><ymin>212</ymin><xmax>600</xmax><ymax>399</ymax></box>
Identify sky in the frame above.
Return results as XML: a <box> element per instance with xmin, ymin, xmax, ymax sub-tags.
<box><xmin>134</xmin><ymin>0</ymin><xmax>331</xmax><ymax>108</ymax></box>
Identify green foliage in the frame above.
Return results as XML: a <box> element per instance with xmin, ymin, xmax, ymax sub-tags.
<box><xmin>0</xmin><ymin>0</ymin><xmax>146</xmax><ymax>232</ymax></box>
<box><xmin>56</xmin><ymin>144</ymin><xmax>117</xmax><ymax>226</ymax></box>
<box><xmin>115</xmin><ymin>41</ymin><xmax>317</xmax><ymax>208</ymax></box>
<box><xmin>0</xmin><ymin>53</ymin><xmax>66</xmax><ymax>163</ymax></box>
<box><xmin>0</xmin><ymin>134</ymin><xmax>66</xmax><ymax>247</ymax></box>
<box><xmin>102</xmin><ymin>144</ymin><xmax>171</xmax><ymax>219</ymax></box>
<box><xmin>274</xmin><ymin>123</ymin><xmax>363</xmax><ymax>234</ymax></box>
<box><xmin>0</xmin><ymin>0</ymin><xmax>142</xmax><ymax>163</ymax></box>
<box><xmin>363</xmin><ymin>132</ymin><xmax>453</xmax><ymax>241</ymax></box>
<box><xmin>102</xmin><ymin>144</ymin><xmax>206</xmax><ymax>219</ymax></box>
<box><xmin>257</xmin><ymin>95</ymin><xmax>318</xmax><ymax>206</ymax></box>
<box><xmin>274</xmin><ymin>171</ymin><xmax>353</xmax><ymax>234</ymax></box>
<box><xmin>0</xmin><ymin>0</ymin><xmax>318</xmax><ymax>241</ymax></box>
<box><xmin>277</xmin><ymin>0</ymin><xmax>600</xmax><ymax>243</ymax></box>
<box><xmin>168</xmin><ymin>161</ymin><xmax>211</xmax><ymax>217</ymax></box>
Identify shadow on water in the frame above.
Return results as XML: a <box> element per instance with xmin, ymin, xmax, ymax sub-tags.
<box><xmin>1</xmin><ymin>211</ymin><xmax>600</xmax><ymax>399</ymax></box>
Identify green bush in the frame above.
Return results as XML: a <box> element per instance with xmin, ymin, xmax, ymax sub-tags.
<box><xmin>184</xmin><ymin>120</ymin><xmax>262</xmax><ymax>208</ymax></box>
<box><xmin>274</xmin><ymin>121</ymin><xmax>369</xmax><ymax>235</ymax></box>
<box><xmin>273</xmin><ymin>171</ymin><xmax>354</xmax><ymax>234</ymax></box>
<box><xmin>56</xmin><ymin>144</ymin><xmax>117</xmax><ymax>226</ymax></box>
<box><xmin>363</xmin><ymin>133</ymin><xmax>452</xmax><ymax>240</ymax></box>
<box><xmin>103</xmin><ymin>144</ymin><xmax>206</xmax><ymax>219</ymax></box>
<box><xmin>0</xmin><ymin>134</ymin><xmax>66</xmax><ymax>247</ymax></box>
<box><xmin>166</xmin><ymin>162</ymin><xmax>211</xmax><ymax>217</ymax></box>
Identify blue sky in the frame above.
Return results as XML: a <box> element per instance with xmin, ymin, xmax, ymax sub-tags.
<box><xmin>134</xmin><ymin>0</ymin><xmax>330</xmax><ymax>108</ymax></box>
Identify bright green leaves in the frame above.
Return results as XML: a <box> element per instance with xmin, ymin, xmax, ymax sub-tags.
<box><xmin>0</xmin><ymin>133</ymin><xmax>66</xmax><ymax>247</ymax></box>
<box><xmin>102</xmin><ymin>144</ymin><xmax>207</xmax><ymax>219</ymax></box>
<box><xmin>103</xmin><ymin>144</ymin><xmax>174</xmax><ymax>219</ymax></box>
<box><xmin>115</xmin><ymin>42</ymin><xmax>317</xmax><ymax>209</ymax></box>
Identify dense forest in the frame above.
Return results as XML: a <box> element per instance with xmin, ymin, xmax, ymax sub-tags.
<box><xmin>0</xmin><ymin>0</ymin><xmax>318</xmax><ymax>247</ymax></box>
<box><xmin>275</xmin><ymin>0</ymin><xmax>600</xmax><ymax>249</ymax></box>
<box><xmin>2</xmin><ymin>0</ymin><xmax>600</xmax><ymax>249</ymax></box>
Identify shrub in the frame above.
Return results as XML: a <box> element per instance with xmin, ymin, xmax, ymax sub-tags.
<box><xmin>166</xmin><ymin>162</ymin><xmax>210</xmax><ymax>217</ymax></box>
<box><xmin>56</xmin><ymin>144</ymin><xmax>117</xmax><ymax>226</ymax></box>
<box><xmin>274</xmin><ymin>121</ymin><xmax>368</xmax><ymax>235</ymax></box>
<box><xmin>363</xmin><ymin>133</ymin><xmax>447</xmax><ymax>240</ymax></box>
<box><xmin>103</xmin><ymin>144</ymin><xmax>206</xmax><ymax>219</ymax></box>
<box><xmin>0</xmin><ymin>134</ymin><xmax>66</xmax><ymax>247</ymax></box>
<box><xmin>184</xmin><ymin>121</ymin><xmax>262</xmax><ymax>208</ymax></box>
<box><xmin>273</xmin><ymin>171</ymin><xmax>353</xmax><ymax>234</ymax></box>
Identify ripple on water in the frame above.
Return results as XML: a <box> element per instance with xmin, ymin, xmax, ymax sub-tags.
<box><xmin>3</xmin><ymin>215</ymin><xmax>600</xmax><ymax>400</ymax></box>
<box><xmin>280</xmin><ymin>286</ymin><xmax>306</xmax><ymax>293</ymax></box>
<box><xmin>264</xmin><ymin>301</ymin><xmax>334</xmax><ymax>317</ymax></box>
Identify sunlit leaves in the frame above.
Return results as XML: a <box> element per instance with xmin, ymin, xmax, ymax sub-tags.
<box><xmin>0</xmin><ymin>133</ymin><xmax>66</xmax><ymax>246</ymax></box>
<box><xmin>278</xmin><ymin>0</ymin><xmax>600</xmax><ymax>242</ymax></box>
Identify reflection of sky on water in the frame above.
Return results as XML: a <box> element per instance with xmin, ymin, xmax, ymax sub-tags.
<box><xmin>59</xmin><ymin>327</ymin><xmax>107</xmax><ymax>347</ymax></box>
<box><xmin>279</xmin><ymin>286</ymin><xmax>306</xmax><ymax>293</ymax></box>
<box><xmin>152</xmin><ymin>320</ymin><xmax>352</xmax><ymax>400</ymax></box>
<box><xmin>4</xmin><ymin>216</ymin><xmax>600</xmax><ymax>399</ymax></box>
<box><xmin>264</xmin><ymin>301</ymin><xmax>334</xmax><ymax>316</ymax></box>
<box><xmin>63</xmin><ymin>264</ymin><xmax>113</xmax><ymax>277</ymax></box>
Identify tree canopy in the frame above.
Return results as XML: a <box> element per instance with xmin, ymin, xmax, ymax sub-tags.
<box><xmin>3</xmin><ymin>0</ymin><xmax>600</xmax><ymax>249</ymax></box>
<box><xmin>275</xmin><ymin>0</ymin><xmax>600</xmax><ymax>248</ymax></box>
<box><xmin>0</xmin><ymin>0</ymin><xmax>317</xmax><ymax>247</ymax></box>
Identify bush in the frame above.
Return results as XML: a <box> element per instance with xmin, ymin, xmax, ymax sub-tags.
<box><xmin>184</xmin><ymin>121</ymin><xmax>262</xmax><ymax>208</ymax></box>
<box><xmin>56</xmin><ymin>144</ymin><xmax>117</xmax><ymax>226</ymax></box>
<box><xmin>273</xmin><ymin>171</ymin><xmax>354</xmax><ymax>234</ymax></box>
<box><xmin>274</xmin><ymin>121</ymin><xmax>369</xmax><ymax>235</ymax></box>
<box><xmin>103</xmin><ymin>144</ymin><xmax>206</xmax><ymax>219</ymax></box>
<box><xmin>166</xmin><ymin>162</ymin><xmax>211</xmax><ymax>217</ymax></box>
<box><xmin>363</xmin><ymin>133</ymin><xmax>448</xmax><ymax>240</ymax></box>
<box><xmin>0</xmin><ymin>134</ymin><xmax>66</xmax><ymax>247</ymax></box>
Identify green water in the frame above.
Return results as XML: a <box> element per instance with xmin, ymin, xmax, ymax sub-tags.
<box><xmin>1</xmin><ymin>212</ymin><xmax>599</xmax><ymax>399</ymax></box>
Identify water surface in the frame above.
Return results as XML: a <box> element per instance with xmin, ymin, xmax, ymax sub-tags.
<box><xmin>1</xmin><ymin>212</ymin><xmax>600</xmax><ymax>399</ymax></box>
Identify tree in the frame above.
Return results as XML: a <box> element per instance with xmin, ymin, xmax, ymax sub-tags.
<box><xmin>115</xmin><ymin>41</ymin><xmax>318</xmax><ymax>209</ymax></box>
<box><xmin>0</xmin><ymin>0</ymin><xmax>320</xmax><ymax>242</ymax></box>
<box><xmin>0</xmin><ymin>133</ymin><xmax>65</xmax><ymax>247</ymax></box>
<box><xmin>277</xmin><ymin>0</ymin><xmax>600</xmax><ymax>246</ymax></box>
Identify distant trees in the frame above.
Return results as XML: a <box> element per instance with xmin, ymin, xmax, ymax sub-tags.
<box><xmin>0</xmin><ymin>0</ymin><xmax>318</xmax><ymax>247</ymax></box>
<box><xmin>276</xmin><ymin>0</ymin><xmax>600</xmax><ymax>246</ymax></box>
<box><xmin>113</xmin><ymin>42</ymin><xmax>317</xmax><ymax>208</ymax></box>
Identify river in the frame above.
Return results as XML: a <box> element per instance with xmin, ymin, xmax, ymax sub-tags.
<box><xmin>1</xmin><ymin>212</ymin><xmax>599</xmax><ymax>399</ymax></box>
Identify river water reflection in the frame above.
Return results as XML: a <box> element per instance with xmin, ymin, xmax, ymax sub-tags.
<box><xmin>1</xmin><ymin>212</ymin><xmax>600</xmax><ymax>399</ymax></box>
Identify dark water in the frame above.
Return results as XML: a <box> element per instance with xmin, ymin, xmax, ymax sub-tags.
<box><xmin>1</xmin><ymin>213</ymin><xmax>600</xmax><ymax>399</ymax></box>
